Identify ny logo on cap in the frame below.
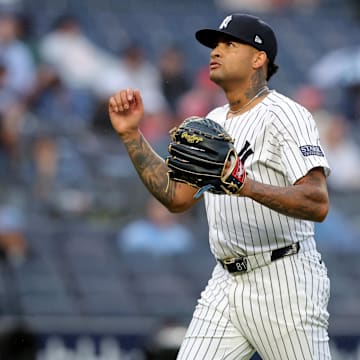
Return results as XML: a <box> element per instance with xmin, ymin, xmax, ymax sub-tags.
<box><xmin>219</xmin><ymin>15</ymin><xmax>232</xmax><ymax>30</ymax></box>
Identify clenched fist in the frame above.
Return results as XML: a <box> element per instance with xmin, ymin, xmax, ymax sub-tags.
<box><xmin>108</xmin><ymin>88</ymin><xmax>144</xmax><ymax>140</ymax></box>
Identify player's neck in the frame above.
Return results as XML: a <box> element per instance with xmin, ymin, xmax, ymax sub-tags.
<box><xmin>226</xmin><ymin>83</ymin><xmax>269</xmax><ymax>117</ymax></box>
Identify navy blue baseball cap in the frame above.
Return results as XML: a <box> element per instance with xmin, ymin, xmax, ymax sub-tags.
<box><xmin>195</xmin><ymin>14</ymin><xmax>278</xmax><ymax>64</ymax></box>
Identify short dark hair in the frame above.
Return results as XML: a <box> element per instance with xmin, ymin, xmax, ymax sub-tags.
<box><xmin>267</xmin><ymin>62</ymin><xmax>279</xmax><ymax>81</ymax></box>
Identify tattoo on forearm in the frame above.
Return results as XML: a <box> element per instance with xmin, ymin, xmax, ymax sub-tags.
<box><xmin>124</xmin><ymin>135</ymin><xmax>175</xmax><ymax>206</ymax></box>
<box><xmin>250</xmin><ymin>182</ymin><xmax>311</xmax><ymax>219</ymax></box>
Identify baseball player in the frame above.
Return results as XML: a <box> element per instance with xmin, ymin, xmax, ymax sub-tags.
<box><xmin>109</xmin><ymin>13</ymin><xmax>331</xmax><ymax>360</ymax></box>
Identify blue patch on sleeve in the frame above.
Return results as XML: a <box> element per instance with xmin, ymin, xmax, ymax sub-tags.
<box><xmin>299</xmin><ymin>145</ymin><xmax>324</xmax><ymax>157</ymax></box>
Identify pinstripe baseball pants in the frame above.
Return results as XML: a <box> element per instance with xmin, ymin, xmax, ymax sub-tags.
<box><xmin>177</xmin><ymin>250</ymin><xmax>331</xmax><ymax>360</ymax></box>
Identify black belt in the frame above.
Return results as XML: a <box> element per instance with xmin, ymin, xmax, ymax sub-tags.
<box><xmin>218</xmin><ymin>243</ymin><xmax>300</xmax><ymax>274</ymax></box>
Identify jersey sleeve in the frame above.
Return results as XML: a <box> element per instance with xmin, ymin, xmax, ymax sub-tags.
<box><xmin>270</xmin><ymin>104</ymin><xmax>331</xmax><ymax>185</ymax></box>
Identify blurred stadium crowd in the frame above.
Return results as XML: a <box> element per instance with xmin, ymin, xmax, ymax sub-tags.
<box><xmin>1</xmin><ymin>0</ymin><xmax>360</xmax><ymax>358</ymax></box>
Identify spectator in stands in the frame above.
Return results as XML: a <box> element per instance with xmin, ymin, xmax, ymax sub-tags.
<box><xmin>320</xmin><ymin>114</ymin><xmax>360</xmax><ymax>191</ymax></box>
<box><xmin>96</xmin><ymin>41</ymin><xmax>168</xmax><ymax>114</ymax></box>
<box><xmin>0</xmin><ymin>61</ymin><xmax>23</xmax><ymax>171</ymax></box>
<box><xmin>343</xmin><ymin>83</ymin><xmax>360</xmax><ymax>124</ymax></box>
<box><xmin>0</xmin><ymin>11</ymin><xmax>36</xmax><ymax>97</ymax></box>
<box><xmin>176</xmin><ymin>65</ymin><xmax>226</xmax><ymax>120</ymax></box>
<box><xmin>0</xmin><ymin>11</ymin><xmax>35</xmax><ymax>171</ymax></box>
<box><xmin>158</xmin><ymin>45</ymin><xmax>191</xmax><ymax>112</ymax></box>
<box><xmin>139</xmin><ymin>111</ymin><xmax>176</xmax><ymax>158</ymax></box>
<box><xmin>39</xmin><ymin>14</ymin><xmax>115</xmax><ymax>91</ymax></box>
<box><xmin>117</xmin><ymin>196</ymin><xmax>194</xmax><ymax>256</ymax></box>
<box><xmin>315</xmin><ymin>207</ymin><xmax>360</xmax><ymax>252</ymax></box>
<box><xmin>37</xmin><ymin>14</ymin><xmax>116</xmax><ymax>125</ymax></box>
<box><xmin>27</xmin><ymin>63</ymin><xmax>93</xmax><ymax>129</ymax></box>
<box><xmin>30</xmin><ymin>133</ymin><xmax>58</xmax><ymax>200</ymax></box>
<box><xmin>93</xmin><ymin>41</ymin><xmax>169</xmax><ymax>133</ymax></box>
<box><xmin>215</xmin><ymin>0</ymin><xmax>320</xmax><ymax>11</ymax></box>
<box><xmin>293</xmin><ymin>84</ymin><xmax>334</xmax><ymax>136</ymax></box>
<box><xmin>214</xmin><ymin>0</ymin><xmax>274</xmax><ymax>12</ymax></box>
<box><xmin>0</xmin><ymin>203</ymin><xmax>27</xmax><ymax>265</ymax></box>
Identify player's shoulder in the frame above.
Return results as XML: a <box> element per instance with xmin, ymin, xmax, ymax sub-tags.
<box><xmin>205</xmin><ymin>104</ymin><xmax>229</xmax><ymax>123</ymax></box>
<box><xmin>265</xmin><ymin>90</ymin><xmax>313</xmax><ymax>124</ymax></box>
<box><xmin>266</xmin><ymin>90</ymin><xmax>311</xmax><ymax>115</ymax></box>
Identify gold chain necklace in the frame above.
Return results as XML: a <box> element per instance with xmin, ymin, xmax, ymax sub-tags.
<box><xmin>227</xmin><ymin>86</ymin><xmax>269</xmax><ymax>116</ymax></box>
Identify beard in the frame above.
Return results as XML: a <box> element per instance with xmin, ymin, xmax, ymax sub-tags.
<box><xmin>209</xmin><ymin>71</ymin><xmax>223</xmax><ymax>86</ymax></box>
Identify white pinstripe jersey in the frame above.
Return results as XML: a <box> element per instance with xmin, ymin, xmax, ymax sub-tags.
<box><xmin>204</xmin><ymin>90</ymin><xmax>330</xmax><ymax>260</ymax></box>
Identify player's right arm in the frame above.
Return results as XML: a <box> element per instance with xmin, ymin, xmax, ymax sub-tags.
<box><xmin>108</xmin><ymin>88</ymin><xmax>199</xmax><ymax>213</ymax></box>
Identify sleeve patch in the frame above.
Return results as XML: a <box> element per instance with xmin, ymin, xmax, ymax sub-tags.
<box><xmin>299</xmin><ymin>145</ymin><xmax>324</xmax><ymax>157</ymax></box>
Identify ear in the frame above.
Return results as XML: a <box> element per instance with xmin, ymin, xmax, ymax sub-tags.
<box><xmin>252</xmin><ymin>51</ymin><xmax>267</xmax><ymax>70</ymax></box>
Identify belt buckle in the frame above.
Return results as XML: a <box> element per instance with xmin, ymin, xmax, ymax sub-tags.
<box><xmin>223</xmin><ymin>257</ymin><xmax>248</xmax><ymax>273</ymax></box>
<box><xmin>223</xmin><ymin>258</ymin><xmax>236</xmax><ymax>265</ymax></box>
<box><xmin>284</xmin><ymin>243</ymin><xmax>299</xmax><ymax>257</ymax></box>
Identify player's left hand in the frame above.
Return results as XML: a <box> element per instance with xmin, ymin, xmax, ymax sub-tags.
<box><xmin>166</xmin><ymin>116</ymin><xmax>246</xmax><ymax>199</ymax></box>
